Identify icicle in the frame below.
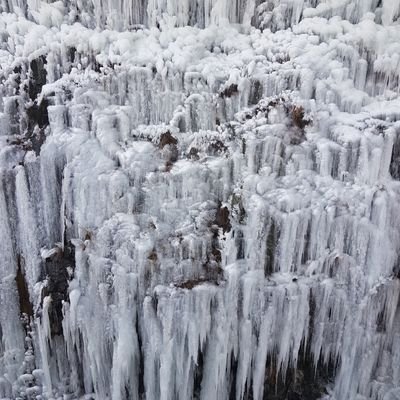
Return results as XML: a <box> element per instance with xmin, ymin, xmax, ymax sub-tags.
<box><xmin>1</xmin><ymin>1</ymin><xmax>400</xmax><ymax>400</ymax></box>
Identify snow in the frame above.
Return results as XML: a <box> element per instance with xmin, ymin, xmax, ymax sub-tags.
<box><xmin>0</xmin><ymin>0</ymin><xmax>400</xmax><ymax>400</ymax></box>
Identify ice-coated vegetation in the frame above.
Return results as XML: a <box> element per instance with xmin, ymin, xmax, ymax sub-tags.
<box><xmin>1</xmin><ymin>1</ymin><xmax>400</xmax><ymax>399</ymax></box>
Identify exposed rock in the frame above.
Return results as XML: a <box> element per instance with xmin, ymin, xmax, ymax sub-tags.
<box><xmin>390</xmin><ymin>132</ymin><xmax>400</xmax><ymax>179</ymax></box>
<box><xmin>175</xmin><ymin>277</ymin><xmax>220</xmax><ymax>290</ymax></box>
<box><xmin>147</xmin><ymin>249</ymin><xmax>158</xmax><ymax>262</ymax></box>
<box><xmin>291</xmin><ymin>106</ymin><xmax>310</xmax><ymax>130</ymax></box>
<box><xmin>158</xmin><ymin>131</ymin><xmax>178</xmax><ymax>149</ymax></box>
<box><xmin>263</xmin><ymin>352</ymin><xmax>334</xmax><ymax>400</ymax></box>
<box><xmin>215</xmin><ymin>202</ymin><xmax>231</xmax><ymax>234</ymax></box>
<box><xmin>249</xmin><ymin>79</ymin><xmax>263</xmax><ymax>105</ymax></box>
<box><xmin>264</xmin><ymin>220</ymin><xmax>280</xmax><ymax>277</ymax></box>
<box><xmin>15</xmin><ymin>255</ymin><xmax>33</xmax><ymax>319</ymax></box>
<box><xmin>159</xmin><ymin>131</ymin><xmax>179</xmax><ymax>169</ymax></box>
<box><xmin>220</xmin><ymin>83</ymin><xmax>239</xmax><ymax>98</ymax></box>
<box><xmin>188</xmin><ymin>147</ymin><xmax>200</xmax><ymax>160</ymax></box>
<box><xmin>28</xmin><ymin>56</ymin><xmax>47</xmax><ymax>102</ymax></box>
<box><xmin>39</xmin><ymin>244</ymin><xmax>75</xmax><ymax>337</ymax></box>
<box><xmin>207</xmin><ymin>139</ymin><xmax>227</xmax><ymax>156</ymax></box>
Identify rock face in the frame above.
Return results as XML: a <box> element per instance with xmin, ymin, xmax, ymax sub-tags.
<box><xmin>0</xmin><ymin>1</ymin><xmax>400</xmax><ymax>400</ymax></box>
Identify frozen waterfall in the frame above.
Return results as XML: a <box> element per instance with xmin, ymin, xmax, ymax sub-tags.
<box><xmin>1</xmin><ymin>0</ymin><xmax>400</xmax><ymax>399</ymax></box>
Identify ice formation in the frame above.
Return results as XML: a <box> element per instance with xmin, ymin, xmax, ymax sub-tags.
<box><xmin>1</xmin><ymin>0</ymin><xmax>400</xmax><ymax>399</ymax></box>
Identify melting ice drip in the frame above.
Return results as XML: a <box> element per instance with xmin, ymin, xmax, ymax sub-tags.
<box><xmin>1</xmin><ymin>0</ymin><xmax>400</xmax><ymax>399</ymax></box>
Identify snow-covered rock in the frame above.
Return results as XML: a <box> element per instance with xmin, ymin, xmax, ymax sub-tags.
<box><xmin>0</xmin><ymin>1</ymin><xmax>400</xmax><ymax>399</ymax></box>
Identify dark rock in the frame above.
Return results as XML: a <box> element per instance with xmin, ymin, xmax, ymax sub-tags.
<box><xmin>208</xmin><ymin>140</ymin><xmax>227</xmax><ymax>155</ymax></box>
<box><xmin>390</xmin><ymin>132</ymin><xmax>400</xmax><ymax>179</ymax></box>
<box><xmin>159</xmin><ymin>131</ymin><xmax>178</xmax><ymax>148</ymax></box>
<box><xmin>159</xmin><ymin>131</ymin><xmax>179</xmax><ymax>170</ymax></box>
<box><xmin>28</xmin><ymin>56</ymin><xmax>47</xmax><ymax>102</ymax></box>
<box><xmin>287</xmin><ymin>391</ymin><xmax>302</xmax><ymax>400</ymax></box>
<box><xmin>289</xmin><ymin>131</ymin><xmax>306</xmax><ymax>146</ymax></box>
<box><xmin>242</xmin><ymin>138</ymin><xmax>246</xmax><ymax>155</ymax></box>
<box><xmin>147</xmin><ymin>249</ymin><xmax>158</xmax><ymax>262</ymax></box>
<box><xmin>291</xmin><ymin>106</ymin><xmax>310</xmax><ymax>130</ymax></box>
<box><xmin>215</xmin><ymin>202</ymin><xmax>231</xmax><ymax>234</ymax></box>
<box><xmin>275</xmin><ymin>54</ymin><xmax>290</xmax><ymax>64</ymax></box>
<box><xmin>175</xmin><ymin>276</ymin><xmax>220</xmax><ymax>290</ymax></box>
<box><xmin>15</xmin><ymin>255</ymin><xmax>33</xmax><ymax>319</ymax></box>
<box><xmin>193</xmin><ymin>350</ymin><xmax>204</xmax><ymax>398</ymax></box>
<box><xmin>210</xmin><ymin>238</ymin><xmax>222</xmax><ymax>264</ymax></box>
<box><xmin>93</xmin><ymin>60</ymin><xmax>103</xmax><ymax>72</ymax></box>
<box><xmin>262</xmin><ymin>349</ymin><xmax>334</xmax><ymax>400</ymax></box>
<box><xmin>376</xmin><ymin>309</ymin><xmax>386</xmax><ymax>333</ymax></box>
<box><xmin>326</xmin><ymin>255</ymin><xmax>340</xmax><ymax>279</ymax></box>
<box><xmin>25</xmin><ymin>98</ymin><xmax>49</xmax><ymax>155</ymax></box>
<box><xmin>393</xmin><ymin>261</ymin><xmax>400</xmax><ymax>279</ymax></box>
<box><xmin>176</xmin><ymin>278</ymin><xmax>207</xmax><ymax>290</ymax></box>
<box><xmin>68</xmin><ymin>46</ymin><xmax>76</xmax><ymax>63</ymax></box>
<box><xmin>264</xmin><ymin>219</ymin><xmax>280</xmax><ymax>276</ymax></box>
<box><xmin>231</xmin><ymin>193</ymin><xmax>246</xmax><ymax>223</ymax></box>
<box><xmin>220</xmin><ymin>84</ymin><xmax>239</xmax><ymax>98</ymax></box>
<box><xmin>26</xmin><ymin>98</ymin><xmax>49</xmax><ymax>129</ymax></box>
<box><xmin>301</xmin><ymin>221</ymin><xmax>312</xmax><ymax>264</ymax></box>
<box><xmin>235</xmin><ymin>229</ymin><xmax>245</xmax><ymax>259</ymax></box>
<box><xmin>249</xmin><ymin>79</ymin><xmax>263</xmax><ymax>105</ymax></box>
<box><xmin>40</xmin><ymin>244</ymin><xmax>75</xmax><ymax>337</ymax></box>
<box><xmin>188</xmin><ymin>147</ymin><xmax>200</xmax><ymax>160</ymax></box>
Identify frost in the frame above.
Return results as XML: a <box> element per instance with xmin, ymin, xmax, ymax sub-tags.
<box><xmin>0</xmin><ymin>1</ymin><xmax>400</xmax><ymax>400</ymax></box>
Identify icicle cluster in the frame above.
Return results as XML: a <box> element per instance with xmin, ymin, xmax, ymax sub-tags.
<box><xmin>1</xmin><ymin>0</ymin><xmax>400</xmax><ymax>29</ymax></box>
<box><xmin>1</xmin><ymin>1</ymin><xmax>400</xmax><ymax>399</ymax></box>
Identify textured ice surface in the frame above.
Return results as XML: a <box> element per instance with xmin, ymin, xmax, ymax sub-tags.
<box><xmin>1</xmin><ymin>1</ymin><xmax>400</xmax><ymax>399</ymax></box>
